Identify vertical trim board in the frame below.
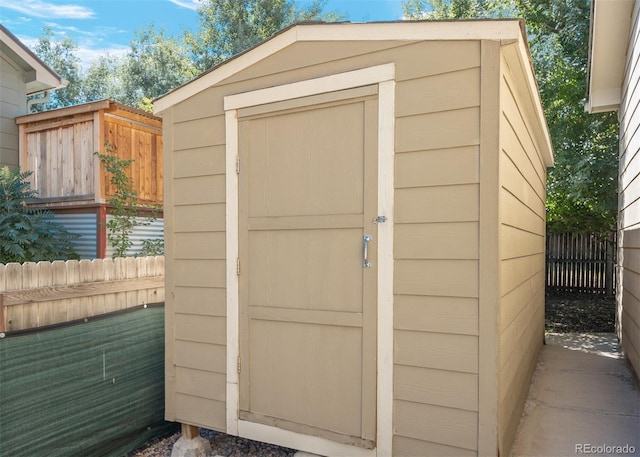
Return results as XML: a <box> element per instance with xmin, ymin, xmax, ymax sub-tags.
<box><xmin>225</xmin><ymin>109</ymin><xmax>239</xmax><ymax>436</ymax></box>
<box><xmin>477</xmin><ymin>39</ymin><xmax>501</xmax><ymax>457</ymax></box>
<box><xmin>164</xmin><ymin>107</ymin><xmax>176</xmax><ymax>421</ymax></box>
<box><xmin>376</xmin><ymin>78</ymin><xmax>395</xmax><ymax>457</ymax></box>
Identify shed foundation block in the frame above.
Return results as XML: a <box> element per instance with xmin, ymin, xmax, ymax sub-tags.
<box><xmin>170</xmin><ymin>424</ymin><xmax>212</xmax><ymax>457</ymax></box>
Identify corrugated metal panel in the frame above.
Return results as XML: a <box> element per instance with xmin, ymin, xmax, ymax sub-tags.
<box><xmin>53</xmin><ymin>213</ymin><xmax>97</xmax><ymax>259</ymax></box>
<box><xmin>105</xmin><ymin>216</ymin><xmax>164</xmax><ymax>258</ymax></box>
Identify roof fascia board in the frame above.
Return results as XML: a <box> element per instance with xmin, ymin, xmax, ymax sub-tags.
<box><xmin>502</xmin><ymin>31</ymin><xmax>554</xmax><ymax>166</ymax></box>
<box><xmin>153</xmin><ymin>20</ymin><xmax>523</xmax><ymax>114</ymax></box>
<box><xmin>297</xmin><ymin>20</ymin><xmax>522</xmax><ymax>42</ymax></box>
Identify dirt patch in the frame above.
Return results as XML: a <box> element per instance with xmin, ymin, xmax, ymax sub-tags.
<box><xmin>545</xmin><ymin>292</ymin><xmax>615</xmax><ymax>333</ymax></box>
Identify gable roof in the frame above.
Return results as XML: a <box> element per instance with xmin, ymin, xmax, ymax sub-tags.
<box><xmin>153</xmin><ymin>19</ymin><xmax>553</xmax><ymax>166</ymax></box>
<box><xmin>154</xmin><ymin>20</ymin><xmax>526</xmax><ymax>113</ymax></box>
<box><xmin>586</xmin><ymin>0</ymin><xmax>634</xmax><ymax>113</ymax></box>
<box><xmin>0</xmin><ymin>24</ymin><xmax>67</xmax><ymax>95</ymax></box>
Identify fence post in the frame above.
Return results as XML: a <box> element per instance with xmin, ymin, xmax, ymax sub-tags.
<box><xmin>606</xmin><ymin>234</ymin><xmax>614</xmax><ymax>297</ymax></box>
<box><xmin>0</xmin><ymin>294</ymin><xmax>4</xmax><ymax>333</ymax></box>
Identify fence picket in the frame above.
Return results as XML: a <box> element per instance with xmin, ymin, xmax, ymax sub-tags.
<box><xmin>92</xmin><ymin>259</ymin><xmax>106</xmax><ymax>316</ymax></box>
<box><xmin>6</xmin><ymin>263</ymin><xmax>23</xmax><ymax>330</ymax></box>
<box><xmin>37</xmin><ymin>261</ymin><xmax>54</xmax><ymax>327</ymax></box>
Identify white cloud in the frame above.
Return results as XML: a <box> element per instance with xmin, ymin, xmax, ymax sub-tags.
<box><xmin>76</xmin><ymin>44</ymin><xmax>129</xmax><ymax>69</ymax></box>
<box><xmin>3</xmin><ymin>0</ymin><xmax>94</xmax><ymax>19</ymax></box>
<box><xmin>167</xmin><ymin>0</ymin><xmax>202</xmax><ymax>11</ymax></box>
<box><xmin>42</xmin><ymin>21</ymin><xmax>126</xmax><ymax>38</ymax></box>
<box><xmin>18</xmin><ymin>28</ymin><xmax>129</xmax><ymax>71</ymax></box>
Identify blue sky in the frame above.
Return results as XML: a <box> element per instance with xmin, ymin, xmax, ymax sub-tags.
<box><xmin>0</xmin><ymin>0</ymin><xmax>405</xmax><ymax>68</ymax></box>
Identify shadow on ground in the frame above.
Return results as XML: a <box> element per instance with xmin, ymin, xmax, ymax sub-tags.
<box><xmin>546</xmin><ymin>292</ymin><xmax>615</xmax><ymax>333</ymax></box>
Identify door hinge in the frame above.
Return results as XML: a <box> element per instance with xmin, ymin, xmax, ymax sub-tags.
<box><xmin>237</xmin><ymin>356</ymin><xmax>241</xmax><ymax>374</ymax></box>
<box><xmin>236</xmin><ymin>155</ymin><xmax>240</xmax><ymax>174</ymax></box>
<box><xmin>237</xmin><ymin>257</ymin><xmax>241</xmax><ymax>275</ymax></box>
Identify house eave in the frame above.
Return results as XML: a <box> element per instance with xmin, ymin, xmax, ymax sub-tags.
<box><xmin>0</xmin><ymin>24</ymin><xmax>67</xmax><ymax>95</ymax></box>
<box><xmin>586</xmin><ymin>0</ymin><xmax>634</xmax><ymax>114</ymax></box>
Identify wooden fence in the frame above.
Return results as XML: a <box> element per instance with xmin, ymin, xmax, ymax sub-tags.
<box><xmin>546</xmin><ymin>233</ymin><xmax>616</xmax><ymax>295</ymax></box>
<box><xmin>0</xmin><ymin>256</ymin><xmax>164</xmax><ymax>332</ymax></box>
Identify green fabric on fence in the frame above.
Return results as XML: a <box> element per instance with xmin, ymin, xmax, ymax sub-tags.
<box><xmin>0</xmin><ymin>306</ymin><xmax>177</xmax><ymax>457</ymax></box>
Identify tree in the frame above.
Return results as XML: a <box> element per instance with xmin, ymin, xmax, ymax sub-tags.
<box><xmin>515</xmin><ymin>0</ymin><xmax>619</xmax><ymax>233</ymax></box>
<box><xmin>403</xmin><ymin>0</ymin><xmax>619</xmax><ymax>234</ymax></box>
<box><xmin>186</xmin><ymin>0</ymin><xmax>334</xmax><ymax>72</ymax></box>
<box><xmin>120</xmin><ymin>25</ymin><xmax>198</xmax><ymax>110</ymax></box>
<box><xmin>30</xmin><ymin>1</ymin><xmax>339</xmax><ymax>111</ymax></box>
<box><xmin>82</xmin><ymin>54</ymin><xmax>125</xmax><ymax>103</ymax></box>
<box><xmin>29</xmin><ymin>27</ymin><xmax>83</xmax><ymax>112</ymax></box>
<box><xmin>0</xmin><ymin>167</ymin><xmax>79</xmax><ymax>263</ymax></box>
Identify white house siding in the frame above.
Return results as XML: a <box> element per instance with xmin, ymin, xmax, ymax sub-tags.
<box><xmin>0</xmin><ymin>50</ymin><xmax>26</xmax><ymax>169</ymax></box>
<box><xmin>618</xmin><ymin>0</ymin><xmax>640</xmax><ymax>376</ymax></box>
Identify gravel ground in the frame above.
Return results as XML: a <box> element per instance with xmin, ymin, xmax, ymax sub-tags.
<box><xmin>129</xmin><ymin>292</ymin><xmax>616</xmax><ymax>456</ymax></box>
<box><xmin>127</xmin><ymin>429</ymin><xmax>296</xmax><ymax>457</ymax></box>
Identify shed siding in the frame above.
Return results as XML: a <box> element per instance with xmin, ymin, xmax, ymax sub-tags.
<box><xmin>0</xmin><ymin>51</ymin><xmax>25</xmax><ymax>168</ymax></box>
<box><xmin>164</xmin><ymin>40</ymin><xmax>483</xmax><ymax>452</ymax></box>
<box><xmin>497</xmin><ymin>54</ymin><xmax>546</xmax><ymax>454</ymax></box>
<box><xmin>166</xmin><ymin>100</ymin><xmax>228</xmax><ymax>427</ymax></box>
<box><xmin>392</xmin><ymin>42</ymin><xmax>481</xmax><ymax>455</ymax></box>
<box><xmin>619</xmin><ymin>1</ymin><xmax>640</xmax><ymax>377</ymax></box>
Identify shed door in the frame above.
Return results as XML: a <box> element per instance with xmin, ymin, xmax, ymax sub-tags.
<box><xmin>238</xmin><ymin>89</ymin><xmax>378</xmax><ymax>448</ymax></box>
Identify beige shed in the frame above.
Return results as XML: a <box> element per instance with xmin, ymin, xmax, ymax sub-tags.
<box><xmin>154</xmin><ymin>20</ymin><xmax>554</xmax><ymax>457</ymax></box>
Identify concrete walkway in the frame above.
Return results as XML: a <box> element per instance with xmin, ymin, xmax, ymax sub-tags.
<box><xmin>512</xmin><ymin>333</ymin><xmax>640</xmax><ymax>457</ymax></box>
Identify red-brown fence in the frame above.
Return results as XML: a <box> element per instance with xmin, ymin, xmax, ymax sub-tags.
<box><xmin>545</xmin><ymin>232</ymin><xmax>616</xmax><ymax>295</ymax></box>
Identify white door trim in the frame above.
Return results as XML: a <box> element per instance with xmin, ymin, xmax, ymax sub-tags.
<box><xmin>225</xmin><ymin>63</ymin><xmax>395</xmax><ymax>457</ymax></box>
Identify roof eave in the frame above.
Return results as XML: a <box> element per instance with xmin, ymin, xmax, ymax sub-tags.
<box><xmin>585</xmin><ymin>0</ymin><xmax>634</xmax><ymax>114</ymax></box>
<box><xmin>0</xmin><ymin>24</ymin><xmax>67</xmax><ymax>94</ymax></box>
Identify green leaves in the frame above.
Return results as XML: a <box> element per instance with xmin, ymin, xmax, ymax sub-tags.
<box><xmin>522</xmin><ymin>0</ymin><xmax>619</xmax><ymax>233</ymax></box>
<box><xmin>96</xmin><ymin>143</ymin><xmax>163</xmax><ymax>258</ymax></box>
<box><xmin>0</xmin><ymin>167</ymin><xmax>80</xmax><ymax>263</ymax></box>
<box><xmin>186</xmin><ymin>0</ymin><xmax>333</xmax><ymax>72</ymax></box>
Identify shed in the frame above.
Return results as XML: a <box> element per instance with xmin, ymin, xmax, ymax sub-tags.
<box><xmin>155</xmin><ymin>20</ymin><xmax>554</xmax><ymax>457</ymax></box>
<box><xmin>586</xmin><ymin>0</ymin><xmax>640</xmax><ymax>379</ymax></box>
<box><xmin>15</xmin><ymin>100</ymin><xmax>164</xmax><ymax>258</ymax></box>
